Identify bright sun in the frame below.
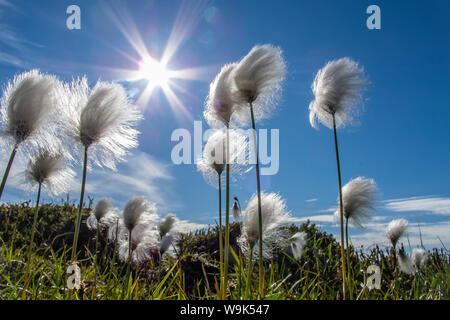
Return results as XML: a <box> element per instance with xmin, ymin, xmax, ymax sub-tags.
<box><xmin>138</xmin><ymin>57</ymin><xmax>171</xmax><ymax>87</ymax></box>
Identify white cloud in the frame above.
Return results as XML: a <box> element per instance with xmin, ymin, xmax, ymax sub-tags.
<box><xmin>83</xmin><ymin>150</ymin><xmax>175</xmax><ymax>207</ymax></box>
<box><xmin>347</xmin><ymin>220</ymin><xmax>450</xmax><ymax>250</ymax></box>
<box><xmin>384</xmin><ymin>196</ymin><xmax>450</xmax><ymax>215</ymax></box>
<box><xmin>297</xmin><ymin>214</ymin><xmax>335</xmax><ymax>223</ymax></box>
<box><xmin>306</xmin><ymin>198</ymin><xmax>318</xmax><ymax>203</ymax></box>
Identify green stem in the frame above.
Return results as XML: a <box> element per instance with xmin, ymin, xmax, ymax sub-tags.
<box><xmin>22</xmin><ymin>181</ymin><xmax>42</xmax><ymax>299</ymax></box>
<box><xmin>223</xmin><ymin>127</ymin><xmax>230</xmax><ymax>299</ymax></box>
<box><xmin>71</xmin><ymin>146</ymin><xmax>88</xmax><ymax>262</ymax></box>
<box><xmin>245</xmin><ymin>246</ymin><xmax>253</xmax><ymax>299</ymax></box>
<box><xmin>218</xmin><ymin>173</ymin><xmax>223</xmax><ymax>299</ymax></box>
<box><xmin>249</xmin><ymin>102</ymin><xmax>264</xmax><ymax>299</ymax></box>
<box><xmin>332</xmin><ymin>113</ymin><xmax>347</xmax><ymax>300</ymax></box>
<box><xmin>0</xmin><ymin>144</ymin><xmax>18</xmax><ymax>200</ymax></box>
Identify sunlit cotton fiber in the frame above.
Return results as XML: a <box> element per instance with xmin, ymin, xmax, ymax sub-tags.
<box><xmin>309</xmin><ymin>58</ymin><xmax>366</xmax><ymax>130</ymax></box>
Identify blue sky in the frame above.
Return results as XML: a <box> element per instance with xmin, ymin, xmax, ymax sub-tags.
<box><xmin>1</xmin><ymin>0</ymin><xmax>449</xmax><ymax>250</ymax></box>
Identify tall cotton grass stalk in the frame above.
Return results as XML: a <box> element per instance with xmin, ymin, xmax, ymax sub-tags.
<box><xmin>290</xmin><ymin>232</ymin><xmax>307</xmax><ymax>261</ymax></box>
<box><xmin>232</xmin><ymin>44</ymin><xmax>286</xmax><ymax>298</ymax></box>
<box><xmin>204</xmin><ymin>62</ymin><xmax>247</xmax><ymax>299</ymax></box>
<box><xmin>0</xmin><ymin>70</ymin><xmax>60</xmax><ymax>200</ymax></box>
<box><xmin>21</xmin><ymin>146</ymin><xmax>74</xmax><ymax>299</ymax></box>
<box><xmin>64</xmin><ymin>78</ymin><xmax>142</xmax><ymax>261</ymax></box>
<box><xmin>335</xmin><ymin>177</ymin><xmax>378</xmax><ymax>250</ymax></box>
<box><xmin>386</xmin><ymin>218</ymin><xmax>408</xmax><ymax>253</ymax></box>
<box><xmin>197</xmin><ymin>128</ymin><xmax>248</xmax><ymax>298</ymax></box>
<box><xmin>309</xmin><ymin>57</ymin><xmax>367</xmax><ymax>299</ymax></box>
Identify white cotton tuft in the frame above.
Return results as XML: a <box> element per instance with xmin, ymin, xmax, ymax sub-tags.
<box><xmin>159</xmin><ymin>234</ymin><xmax>175</xmax><ymax>256</ymax></box>
<box><xmin>334</xmin><ymin>177</ymin><xmax>378</xmax><ymax>228</ymax></box>
<box><xmin>204</xmin><ymin>63</ymin><xmax>244</xmax><ymax>128</ymax></box>
<box><xmin>86</xmin><ymin>198</ymin><xmax>118</xmax><ymax>231</ymax></box>
<box><xmin>197</xmin><ymin>128</ymin><xmax>249</xmax><ymax>188</ymax></box>
<box><xmin>0</xmin><ymin>70</ymin><xmax>60</xmax><ymax>151</ymax></box>
<box><xmin>158</xmin><ymin>213</ymin><xmax>177</xmax><ymax>238</ymax></box>
<box><xmin>241</xmin><ymin>192</ymin><xmax>292</xmax><ymax>249</ymax></box>
<box><xmin>123</xmin><ymin>196</ymin><xmax>158</xmax><ymax>232</ymax></box>
<box><xmin>386</xmin><ymin>218</ymin><xmax>408</xmax><ymax>248</ymax></box>
<box><xmin>398</xmin><ymin>250</ymin><xmax>415</xmax><ymax>275</ymax></box>
<box><xmin>411</xmin><ymin>247</ymin><xmax>428</xmax><ymax>270</ymax></box>
<box><xmin>232</xmin><ymin>44</ymin><xmax>286</xmax><ymax>124</ymax></box>
<box><xmin>117</xmin><ymin>223</ymin><xmax>160</xmax><ymax>266</ymax></box>
<box><xmin>63</xmin><ymin>78</ymin><xmax>142</xmax><ymax>170</ymax></box>
<box><xmin>309</xmin><ymin>57</ymin><xmax>366</xmax><ymax>130</ymax></box>
<box><xmin>22</xmin><ymin>146</ymin><xmax>74</xmax><ymax>196</ymax></box>
<box><xmin>398</xmin><ymin>247</ymin><xmax>428</xmax><ymax>275</ymax></box>
<box><xmin>290</xmin><ymin>232</ymin><xmax>307</xmax><ymax>261</ymax></box>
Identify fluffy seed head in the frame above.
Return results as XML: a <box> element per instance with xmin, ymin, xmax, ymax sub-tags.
<box><xmin>204</xmin><ymin>63</ymin><xmax>243</xmax><ymax>127</ymax></box>
<box><xmin>158</xmin><ymin>213</ymin><xmax>177</xmax><ymax>238</ymax></box>
<box><xmin>386</xmin><ymin>218</ymin><xmax>408</xmax><ymax>248</ymax></box>
<box><xmin>23</xmin><ymin>146</ymin><xmax>74</xmax><ymax>196</ymax></box>
<box><xmin>398</xmin><ymin>247</ymin><xmax>428</xmax><ymax>275</ymax></box>
<box><xmin>411</xmin><ymin>247</ymin><xmax>428</xmax><ymax>270</ymax></box>
<box><xmin>197</xmin><ymin>128</ymin><xmax>248</xmax><ymax>188</ymax></box>
<box><xmin>309</xmin><ymin>57</ymin><xmax>366</xmax><ymax>129</ymax></box>
<box><xmin>0</xmin><ymin>70</ymin><xmax>60</xmax><ymax>150</ymax></box>
<box><xmin>118</xmin><ymin>223</ymin><xmax>160</xmax><ymax>266</ymax></box>
<box><xmin>398</xmin><ymin>249</ymin><xmax>415</xmax><ymax>275</ymax></box>
<box><xmin>241</xmin><ymin>192</ymin><xmax>292</xmax><ymax>249</ymax></box>
<box><xmin>123</xmin><ymin>196</ymin><xmax>158</xmax><ymax>232</ymax></box>
<box><xmin>86</xmin><ymin>198</ymin><xmax>118</xmax><ymax>230</ymax></box>
<box><xmin>64</xmin><ymin>78</ymin><xmax>142</xmax><ymax>170</ymax></box>
<box><xmin>159</xmin><ymin>234</ymin><xmax>174</xmax><ymax>256</ymax></box>
<box><xmin>334</xmin><ymin>177</ymin><xmax>378</xmax><ymax>228</ymax></box>
<box><xmin>290</xmin><ymin>232</ymin><xmax>307</xmax><ymax>261</ymax></box>
<box><xmin>232</xmin><ymin>44</ymin><xmax>286</xmax><ymax>123</ymax></box>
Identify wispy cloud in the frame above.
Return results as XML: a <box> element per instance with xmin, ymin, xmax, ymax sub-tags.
<box><xmin>306</xmin><ymin>198</ymin><xmax>318</xmax><ymax>202</ymax></box>
<box><xmin>297</xmin><ymin>214</ymin><xmax>335</xmax><ymax>223</ymax></box>
<box><xmin>384</xmin><ymin>196</ymin><xmax>450</xmax><ymax>215</ymax></box>
<box><xmin>349</xmin><ymin>220</ymin><xmax>450</xmax><ymax>250</ymax></box>
<box><xmin>83</xmin><ymin>150</ymin><xmax>175</xmax><ymax>208</ymax></box>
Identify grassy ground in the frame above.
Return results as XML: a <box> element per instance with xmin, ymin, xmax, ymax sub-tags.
<box><xmin>0</xmin><ymin>202</ymin><xmax>448</xmax><ymax>300</ymax></box>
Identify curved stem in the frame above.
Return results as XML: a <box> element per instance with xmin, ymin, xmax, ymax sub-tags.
<box><xmin>332</xmin><ymin>113</ymin><xmax>347</xmax><ymax>300</ymax></box>
<box><xmin>22</xmin><ymin>182</ymin><xmax>42</xmax><ymax>299</ymax></box>
<box><xmin>249</xmin><ymin>102</ymin><xmax>264</xmax><ymax>298</ymax></box>
<box><xmin>71</xmin><ymin>146</ymin><xmax>88</xmax><ymax>262</ymax></box>
<box><xmin>0</xmin><ymin>144</ymin><xmax>18</xmax><ymax>200</ymax></box>
<box><xmin>218</xmin><ymin>173</ymin><xmax>223</xmax><ymax>299</ymax></box>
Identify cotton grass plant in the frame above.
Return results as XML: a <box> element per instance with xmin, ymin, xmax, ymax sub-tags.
<box><xmin>62</xmin><ymin>78</ymin><xmax>142</xmax><ymax>262</ymax></box>
<box><xmin>309</xmin><ymin>57</ymin><xmax>367</xmax><ymax>299</ymax></box>
<box><xmin>0</xmin><ymin>70</ymin><xmax>60</xmax><ymax>200</ymax></box>
<box><xmin>238</xmin><ymin>192</ymin><xmax>292</xmax><ymax>298</ymax></box>
<box><xmin>232</xmin><ymin>44</ymin><xmax>286</xmax><ymax>297</ymax></box>
<box><xmin>20</xmin><ymin>145</ymin><xmax>74</xmax><ymax>299</ymax></box>
<box><xmin>197</xmin><ymin>128</ymin><xmax>248</xmax><ymax>298</ymax></box>
<box><xmin>335</xmin><ymin>177</ymin><xmax>378</xmax><ymax>250</ymax></box>
<box><xmin>386</xmin><ymin>218</ymin><xmax>408</xmax><ymax>255</ymax></box>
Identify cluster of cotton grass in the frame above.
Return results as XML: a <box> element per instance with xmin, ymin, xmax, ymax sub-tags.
<box><xmin>0</xmin><ymin>70</ymin><xmax>143</xmax><ymax>298</ymax></box>
<box><xmin>201</xmin><ymin>44</ymin><xmax>287</xmax><ymax>298</ymax></box>
<box><xmin>87</xmin><ymin>197</ymin><xmax>182</xmax><ymax>267</ymax></box>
